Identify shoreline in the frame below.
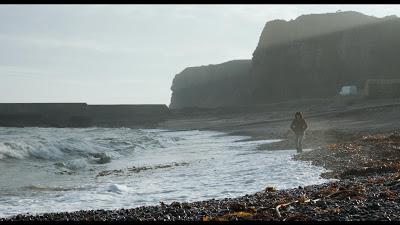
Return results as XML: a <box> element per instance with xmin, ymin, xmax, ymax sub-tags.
<box><xmin>0</xmin><ymin>128</ymin><xmax>327</xmax><ymax>221</ymax></box>
<box><xmin>3</xmin><ymin>127</ymin><xmax>400</xmax><ymax>221</ymax></box>
<box><xmin>3</xmin><ymin>98</ymin><xmax>400</xmax><ymax>221</ymax></box>
<box><xmin>4</xmin><ymin>129</ymin><xmax>399</xmax><ymax>221</ymax></box>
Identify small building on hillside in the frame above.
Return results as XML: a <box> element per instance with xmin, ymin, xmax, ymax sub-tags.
<box><xmin>364</xmin><ymin>79</ymin><xmax>400</xmax><ymax>98</ymax></box>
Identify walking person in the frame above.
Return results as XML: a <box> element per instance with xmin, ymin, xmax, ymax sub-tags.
<box><xmin>290</xmin><ymin>112</ymin><xmax>308</xmax><ymax>153</ymax></box>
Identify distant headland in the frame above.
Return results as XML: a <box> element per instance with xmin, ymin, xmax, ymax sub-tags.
<box><xmin>170</xmin><ymin>11</ymin><xmax>400</xmax><ymax>109</ymax></box>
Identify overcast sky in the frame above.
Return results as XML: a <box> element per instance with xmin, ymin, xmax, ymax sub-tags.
<box><xmin>0</xmin><ymin>4</ymin><xmax>399</xmax><ymax>105</ymax></box>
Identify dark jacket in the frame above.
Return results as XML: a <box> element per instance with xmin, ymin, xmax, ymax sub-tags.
<box><xmin>290</xmin><ymin>118</ymin><xmax>307</xmax><ymax>135</ymax></box>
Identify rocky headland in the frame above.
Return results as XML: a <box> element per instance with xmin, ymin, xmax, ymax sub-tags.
<box><xmin>170</xmin><ymin>11</ymin><xmax>400</xmax><ymax>108</ymax></box>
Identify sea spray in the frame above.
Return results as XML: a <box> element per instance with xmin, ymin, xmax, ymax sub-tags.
<box><xmin>0</xmin><ymin>127</ymin><xmax>331</xmax><ymax>218</ymax></box>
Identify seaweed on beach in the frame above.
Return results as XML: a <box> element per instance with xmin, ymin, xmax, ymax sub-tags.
<box><xmin>294</xmin><ymin>130</ymin><xmax>400</xmax><ymax>179</ymax></box>
<box><xmin>96</xmin><ymin>162</ymin><xmax>190</xmax><ymax>177</ymax></box>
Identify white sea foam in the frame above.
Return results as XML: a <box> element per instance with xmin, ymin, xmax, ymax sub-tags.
<box><xmin>105</xmin><ymin>184</ymin><xmax>130</xmax><ymax>194</ymax></box>
<box><xmin>0</xmin><ymin>127</ymin><xmax>331</xmax><ymax>218</ymax></box>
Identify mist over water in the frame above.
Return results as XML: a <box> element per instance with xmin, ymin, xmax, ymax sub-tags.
<box><xmin>0</xmin><ymin>127</ymin><xmax>330</xmax><ymax>218</ymax></box>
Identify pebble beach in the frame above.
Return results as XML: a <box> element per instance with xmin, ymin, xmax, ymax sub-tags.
<box><xmin>3</xmin><ymin>130</ymin><xmax>400</xmax><ymax>221</ymax></box>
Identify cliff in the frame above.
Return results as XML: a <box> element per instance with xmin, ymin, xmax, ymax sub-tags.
<box><xmin>256</xmin><ymin>11</ymin><xmax>388</xmax><ymax>49</ymax></box>
<box><xmin>251</xmin><ymin>12</ymin><xmax>400</xmax><ymax>103</ymax></box>
<box><xmin>169</xmin><ymin>11</ymin><xmax>400</xmax><ymax>108</ymax></box>
<box><xmin>169</xmin><ymin>60</ymin><xmax>252</xmax><ymax>109</ymax></box>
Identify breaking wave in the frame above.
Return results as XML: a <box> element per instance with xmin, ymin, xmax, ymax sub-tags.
<box><xmin>0</xmin><ymin>127</ymin><xmax>168</xmax><ymax>163</ymax></box>
<box><xmin>0</xmin><ymin>127</ymin><xmax>331</xmax><ymax>218</ymax></box>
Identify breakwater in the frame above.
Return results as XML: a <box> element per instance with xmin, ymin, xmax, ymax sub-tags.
<box><xmin>0</xmin><ymin>103</ymin><xmax>170</xmax><ymax>128</ymax></box>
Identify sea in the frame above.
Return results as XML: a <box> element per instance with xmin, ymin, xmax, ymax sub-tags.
<box><xmin>0</xmin><ymin>127</ymin><xmax>330</xmax><ymax>218</ymax></box>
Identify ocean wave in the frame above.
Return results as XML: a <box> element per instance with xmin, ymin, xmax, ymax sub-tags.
<box><xmin>0</xmin><ymin>127</ymin><xmax>331</xmax><ymax>219</ymax></box>
<box><xmin>0</xmin><ymin>127</ymin><xmax>170</xmax><ymax>161</ymax></box>
<box><xmin>55</xmin><ymin>159</ymin><xmax>89</xmax><ymax>171</ymax></box>
<box><xmin>0</xmin><ymin>141</ymin><xmax>64</xmax><ymax>160</ymax></box>
<box><xmin>88</xmin><ymin>152</ymin><xmax>112</xmax><ymax>164</ymax></box>
<box><xmin>104</xmin><ymin>184</ymin><xmax>130</xmax><ymax>194</ymax></box>
<box><xmin>21</xmin><ymin>185</ymin><xmax>83</xmax><ymax>192</ymax></box>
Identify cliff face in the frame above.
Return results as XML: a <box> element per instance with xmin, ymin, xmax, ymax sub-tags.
<box><xmin>257</xmin><ymin>11</ymin><xmax>384</xmax><ymax>49</ymax></box>
<box><xmin>169</xmin><ymin>11</ymin><xmax>400</xmax><ymax>108</ymax></box>
<box><xmin>169</xmin><ymin>60</ymin><xmax>251</xmax><ymax>109</ymax></box>
<box><xmin>251</xmin><ymin>14</ymin><xmax>400</xmax><ymax>103</ymax></box>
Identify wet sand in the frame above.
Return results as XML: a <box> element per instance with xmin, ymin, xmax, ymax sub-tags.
<box><xmin>3</xmin><ymin>97</ymin><xmax>400</xmax><ymax>221</ymax></box>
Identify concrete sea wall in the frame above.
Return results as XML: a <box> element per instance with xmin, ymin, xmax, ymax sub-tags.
<box><xmin>0</xmin><ymin>103</ymin><xmax>170</xmax><ymax>128</ymax></box>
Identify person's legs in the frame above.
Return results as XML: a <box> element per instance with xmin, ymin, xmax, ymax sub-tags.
<box><xmin>295</xmin><ymin>134</ymin><xmax>300</xmax><ymax>152</ymax></box>
<box><xmin>298</xmin><ymin>133</ymin><xmax>304</xmax><ymax>152</ymax></box>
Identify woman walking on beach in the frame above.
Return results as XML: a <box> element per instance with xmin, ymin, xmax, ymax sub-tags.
<box><xmin>290</xmin><ymin>112</ymin><xmax>308</xmax><ymax>153</ymax></box>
